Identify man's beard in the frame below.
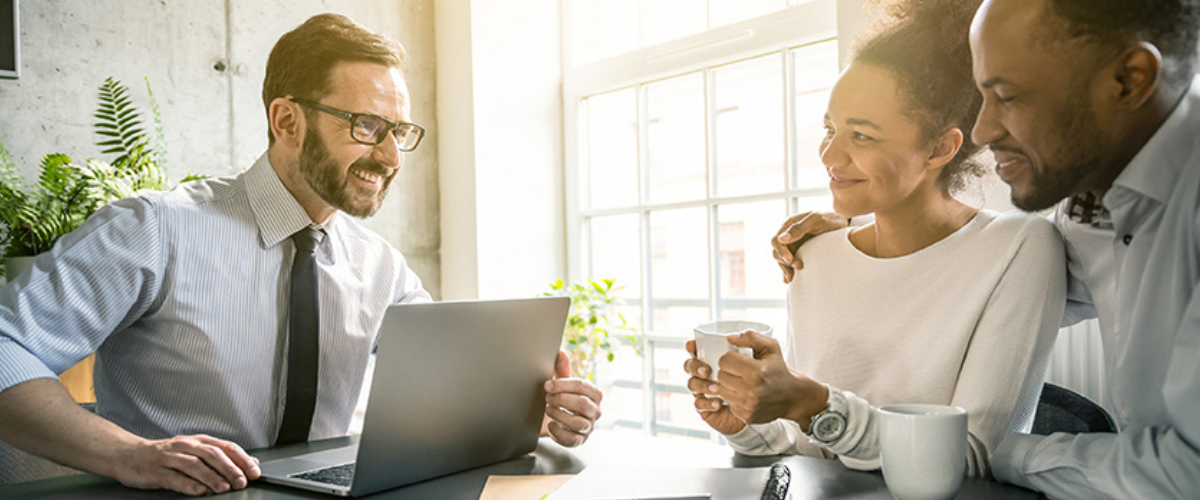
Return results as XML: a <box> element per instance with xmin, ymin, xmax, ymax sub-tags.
<box><xmin>298</xmin><ymin>129</ymin><xmax>394</xmax><ymax>218</ymax></box>
<box><xmin>1009</xmin><ymin>151</ymin><xmax>1101</xmax><ymax>211</ymax></box>
<box><xmin>1009</xmin><ymin>94</ymin><xmax>1110</xmax><ymax>211</ymax></box>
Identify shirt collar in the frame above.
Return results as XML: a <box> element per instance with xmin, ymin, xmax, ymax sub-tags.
<box><xmin>244</xmin><ymin>153</ymin><xmax>334</xmax><ymax>248</ymax></box>
<box><xmin>1108</xmin><ymin>78</ymin><xmax>1200</xmax><ymax>205</ymax></box>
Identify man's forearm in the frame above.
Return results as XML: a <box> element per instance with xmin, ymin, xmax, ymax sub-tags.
<box><xmin>0</xmin><ymin>377</ymin><xmax>142</xmax><ymax>478</ymax></box>
<box><xmin>994</xmin><ymin>427</ymin><xmax>1200</xmax><ymax>499</ymax></box>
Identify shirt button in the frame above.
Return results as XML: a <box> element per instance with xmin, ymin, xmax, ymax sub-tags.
<box><xmin>1122</xmin><ymin>234</ymin><xmax>1133</xmax><ymax>245</ymax></box>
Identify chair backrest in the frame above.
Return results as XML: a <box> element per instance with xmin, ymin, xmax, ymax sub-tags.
<box><xmin>1033</xmin><ymin>382</ymin><xmax>1117</xmax><ymax>435</ymax></box>
<box><xmin>0</xmin><ymin>403</ymin><xmax>93</xmax><ymax>485</ymax></box>
<box><xmin>0</xmin><ymin>441</ymin><xmax>78</xmax><ymax>485</ymax></box>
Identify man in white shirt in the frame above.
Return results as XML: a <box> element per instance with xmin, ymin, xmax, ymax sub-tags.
<box><xmin>774</xmin><ymin>0</ymin><xmax>1200</xmax><ymax>497</ymax></box>
<box><xmin>0</xmin><ymin>13</ymin><xmax>601</xmax><ymax>496</ymax></box>
<box><xmin>966</xmin><ymin>0</ymin><xmax>1200</xmax><ymax>497</ymax></box>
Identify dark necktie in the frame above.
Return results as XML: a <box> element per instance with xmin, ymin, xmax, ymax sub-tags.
<box><xmin>277</xmin><ymin>226</ymin><xmax>324</xmax><ymax>445</ymax></box>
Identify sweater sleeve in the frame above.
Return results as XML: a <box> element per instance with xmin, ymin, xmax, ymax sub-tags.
<box><xmin>810</xmin><ymin>217</ymin><xmax>1067</xmax><ymax>477</ymax></box>
<box><xmin>724</xmin><ymin>418</ymin><xmax>834</xmax><ymax>458</ymax></box>
<box><xmin>945</xmin><ymin>216</ymin><xmax>1066</xmax><ymax>475</ymax></box>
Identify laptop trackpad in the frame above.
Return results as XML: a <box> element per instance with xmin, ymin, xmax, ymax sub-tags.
<box><xmin>262</xmin><ymin>445</ymin><xmax>359</xmax><ymax>476</ymax></box>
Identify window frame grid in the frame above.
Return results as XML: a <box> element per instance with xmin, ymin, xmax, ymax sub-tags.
<box><xmin>564</xmin><ymin>0</ymin><xmax>838</xmax><ymax>439</ymax></box>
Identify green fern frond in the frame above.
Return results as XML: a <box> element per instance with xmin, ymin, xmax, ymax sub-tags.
<box><xmin>94</xmin><ymin>77</ymin><xmax>169</xmax><ymax>191</ymax></box>
<box><xmin>178</xmin><ymin>172</ymin><xmax>207</xmax><ymax>183</ymax></box>
<box><xmin>0</xmin><ymin>142</ymin><xmax>28</xmax><ymax>224</ymax></box>
<box><xmin>96</xmin><ymin>77</ymin><xmax>150</xmax><ymax>174</ymax></box>
<box><xmin>2</xmin><ymin>77</ymin><xmax>177</xmax><ymax>261</ymax></box>
<box><xmin>146</xmin><ymin>77</ymin><xmax>168</xmax><ymax>170</ymax></box>
<box><xmin>0</xmin><ymin>139</ymin><xmax>15</xmax><ymax>172</ymax></box>
<box><xmin>35</xmin><ymin>153</ymin><xmax>76</xmax><ymax>197</ymax></box>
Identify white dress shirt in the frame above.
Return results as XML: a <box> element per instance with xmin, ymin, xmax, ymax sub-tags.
<box><xmin>0</xmin><ymin>154</ymin><xmax>430</xmax><ymax>449</ymax></box>
<box><xmin>1053</xmin><ymin>196</ymin><xmax>1117</xmax><ymax>332</ymax></box>
<box><xmin>993</xmin><ymin>80</ymin><xmax>1200</xmax><ymax>499</ymax></box>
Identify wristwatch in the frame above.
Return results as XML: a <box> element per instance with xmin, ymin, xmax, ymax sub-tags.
<box><xmin>807</xmin><ymin>385</ymin><xmax>848</xmax><ymax>444</ymax></box>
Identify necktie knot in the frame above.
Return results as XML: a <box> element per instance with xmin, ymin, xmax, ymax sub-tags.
<box><xmin>291</xmin><ymin>226</ymin><xmax>324</xmax><ymax>254</ymax></box>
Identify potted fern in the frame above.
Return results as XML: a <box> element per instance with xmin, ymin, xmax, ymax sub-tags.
<box><xmin>0</xmin><ymin>77</ymin><xmax>189</xmax><ymax>404</ymax></box>
<box><xmin>543</xmin><ymin>278</ymin><xmax>640</xmax><ymax>381</ymax></box>
<box><xmin>1</xmin><ymin>77</ymin><xmax>176</xmax><ymax>280</ymax></box>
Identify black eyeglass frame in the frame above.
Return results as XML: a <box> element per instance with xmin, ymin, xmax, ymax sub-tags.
<box><xmin>290</xmin><ymin>97</ymin><xmax>425</xmax><ymax>152</ymax></box>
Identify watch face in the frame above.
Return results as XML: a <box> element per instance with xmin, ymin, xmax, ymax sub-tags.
<box><xmin>815</xmin><ymin>414</ymin><xmax>846</xmax><ymax>441</ymax></box>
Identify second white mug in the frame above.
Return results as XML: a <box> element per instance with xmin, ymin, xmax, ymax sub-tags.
<box><xmin>877</xmin><ymin>404</ymin><xmax>968</xmax><ymax>500</ymax></box>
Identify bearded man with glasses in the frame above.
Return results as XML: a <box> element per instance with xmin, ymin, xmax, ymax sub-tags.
<box><xmin>0</xmin><ymin>13</ymin><xmax>601</xmax><ymax>496</ymax></box>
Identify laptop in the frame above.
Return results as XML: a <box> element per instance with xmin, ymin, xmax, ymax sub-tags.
<box><xmin>258</xmin><ymin>296</ymin><xmax>569</xmax><ymax>497</ymax></box>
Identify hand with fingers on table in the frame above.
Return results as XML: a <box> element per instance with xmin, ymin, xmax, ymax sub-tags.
<box><xmin>115</xmin><ymin>433</ymin><xmax>261</xmax><ymax>496</ymax></box>
<box><xmin>542</xmin><ymin>350</ymin><xmax>604</xmax><ymax>447</ymax></box>
<box><xmin>0</xmin><ymin>378</ymin><xmax>261</xmax><ymax>497</ymax></box>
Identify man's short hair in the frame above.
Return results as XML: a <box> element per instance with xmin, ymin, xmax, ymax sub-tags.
<box><xmin>262</xmin><ymin>13</ymin><xmax>406</xmax><ymax>144</ymax></box>
<box><xmin>1038</xmin><ymin>0</ymin><xmax>1200</xmax><ymax>88</ymax></box>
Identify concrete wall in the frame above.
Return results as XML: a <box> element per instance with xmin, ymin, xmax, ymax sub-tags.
<box><xmin>0</xmin><ymin>0</ymin><xmax>441</xmax><ymax>298</ymax></box>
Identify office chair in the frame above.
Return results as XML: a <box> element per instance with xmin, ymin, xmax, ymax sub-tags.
<box><xmin>0</xmin><ymin>403</ymin><xmax>94</xmax><ymax>485</ymax></box>
<box><xmin>1032</xmin><ymin>383</ymin><xmax>1117</xmax><ymax>435</ymax></box>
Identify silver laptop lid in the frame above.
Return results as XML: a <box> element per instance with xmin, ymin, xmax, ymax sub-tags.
<box><xmin>349</xmin><ymin>296</ymin><xmax>568</xmax><ymax>496</ymax></box>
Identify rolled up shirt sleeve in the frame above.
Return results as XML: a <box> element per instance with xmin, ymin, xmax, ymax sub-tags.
<box><xmin>0</xmin><ymin>197</ymin><xmax>163</xmax><ymax>394</ymax></box>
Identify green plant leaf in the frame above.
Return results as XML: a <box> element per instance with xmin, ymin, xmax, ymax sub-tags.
<box><xmin>542</xmin><ymin>278</ymin><xmax>641</xmax><ymax>380</ymax></box>
<box><xmin>0</xmin><ymin>77</ymin><xmax>177</xmax><ymax>260</ymax></box>
<box><xmin>145</xmin><ymin>77</ymin><xmax>168</xmax><ymax>170</ymax></box>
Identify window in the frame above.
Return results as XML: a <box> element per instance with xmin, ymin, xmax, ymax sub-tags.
<box><xmin>564</xmin><ymin>0</ymin><xmax>839</xmax><ymax>440</ymax></box>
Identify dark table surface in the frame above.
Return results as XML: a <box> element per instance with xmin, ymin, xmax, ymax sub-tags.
<box><xmin>0</xmin><ymin>430</ymin><xmax>1043</xmax><ymax>499</ymax></box>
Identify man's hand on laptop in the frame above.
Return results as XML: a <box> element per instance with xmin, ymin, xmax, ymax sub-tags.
<box><xmin>116</xmin><ymin>434</ymin><xmax>261</xmax><ymax>496</ymax></box>
<box><xmin>542</xmin><ymin>350</ymin><xmax>603</xmax><ymax>447</ymax></box>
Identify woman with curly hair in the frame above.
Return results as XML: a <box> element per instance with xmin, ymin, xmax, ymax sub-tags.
<box><xmin>683</xmin><ymin>0</ymin><xmax>1066</xmax><ymax>477</ymax></box>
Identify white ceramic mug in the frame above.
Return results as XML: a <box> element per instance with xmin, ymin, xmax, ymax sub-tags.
<box><xmin>877</xmin><ymin>404</ymin><xmax>968</xmax><ymax>500</ymax></box>
<box><xmin>692</xmin><ymin>320</ymin><xmax>771</xmax><ymax>382</ymax></box>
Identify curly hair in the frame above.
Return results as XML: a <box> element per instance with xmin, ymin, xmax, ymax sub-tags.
<box><xmin>849</xmin><ymin>0</ymin><xmax>986</xmax><ymax>195</ymax></box>
<box><xmin>1038</xmin><ymin>0</ymin><xmax>1200</xmax><ymax>89</ymax></box>
<box><xmin>261</xmin><ymin>14</ymin><xmax>407</xmax><ymax>144</ymax></box>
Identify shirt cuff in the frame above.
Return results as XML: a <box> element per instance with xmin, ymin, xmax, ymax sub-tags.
<box><xmin>992</xmin><ymin>433</ymin><xmax>1045</xmax><ymax>489</ymax></box>
<box><xmin>0</xmin><ymin>338</ymin><xmax>58</xmax><ymax>393</ymax></box>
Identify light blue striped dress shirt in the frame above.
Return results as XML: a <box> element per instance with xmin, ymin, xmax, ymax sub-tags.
<box><xmin>993</xmin><ymin>80</ymin><xmax>1200</xmax><ymax>498</ymax></box>
<box><xmin>0</xmin><ymin>154</ymin><xmax>430</xmax><ymax>449</ymax></box>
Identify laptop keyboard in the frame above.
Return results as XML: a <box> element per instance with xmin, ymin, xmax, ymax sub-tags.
<box><xmin>292</xmin><ymin>462</ymin><xmax>356</xmax><ymax>487</ymax></box>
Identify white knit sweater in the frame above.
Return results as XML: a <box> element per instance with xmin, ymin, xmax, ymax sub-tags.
<box><xmin>725</xmin><ymin>210</ymin><xmax>1067</xmax><ymax>477</ymax></box>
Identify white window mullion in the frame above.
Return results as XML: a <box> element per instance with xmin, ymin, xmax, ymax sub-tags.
<box><xmin>705</xmin><ymin>66</ymin><xmax>721</xmax><ymax>321</ymax></box>
<box><xmin>636</xmin><ymin>81</ymin><xmax>656</xmax><ymax>435</ymax></box>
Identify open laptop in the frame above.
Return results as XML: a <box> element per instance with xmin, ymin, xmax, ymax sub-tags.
<box><xmin>258</xmin><ymin>296</ymin><xmax>569</xmax><ymax>497</ymax></box>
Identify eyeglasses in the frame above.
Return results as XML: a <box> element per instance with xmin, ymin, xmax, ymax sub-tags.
<box><xmin>290</xmin><ymin>98</ymin><xmax>425</xmax><ymax>152</ymax></box>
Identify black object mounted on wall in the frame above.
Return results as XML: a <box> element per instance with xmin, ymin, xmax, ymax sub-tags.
<box><xmin>0</xmin><ymin>0</ymin><xmax>17</xmax><ymax>79</ymax></box>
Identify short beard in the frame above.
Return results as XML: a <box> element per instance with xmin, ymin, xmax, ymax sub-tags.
<box><xmin>1010</xmin><ymin>154</ymin><xmax>1101</xmax><ymax>211</ymax></box>
<box><xmin>298</xmin><ymin>128</ymin><xmax>393</xmax><ymax>218</ymax></box>
<box><xmin>1009</xmin><ymin>91</ymin><xmax>1109</xmax><ymax>211</ymax></box>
